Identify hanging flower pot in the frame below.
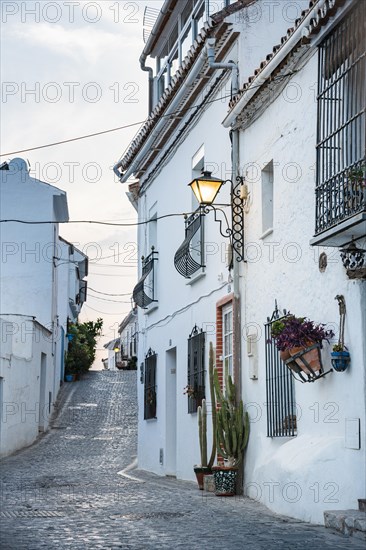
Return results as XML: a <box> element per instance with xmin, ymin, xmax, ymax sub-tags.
<box><xmin>331</xmin><ymin>350</ymin><xmax>350</xmax><ymax>372</ymax></box>
<box><xmin>271</xmin><ymin>315</ymin><xmax>334</xmax><ymax>383</ymax></box>
<box><xmin>288</xmin><ymin>342</ymin><xmax>322</xmax><ymax>374</ymax></box>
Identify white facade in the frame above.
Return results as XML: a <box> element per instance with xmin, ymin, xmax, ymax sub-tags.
<box><xmin>236</xmin><ymin>51</ymin><xmax>365</xmax><ymax>523</ymax></box>
<box><xmin>119</xmin><ymin>309</ymin><xmax>138</xmax><ymax>363</ymax></box>
<box><xmin>115</xmin><ymin>0</ymin><xmax>365</xmax><ymax>525</ymax></box>
<box><xmin>0</xmin><ymin>316</ymin><xmax>54</xmax><ymax>457</ymax></box>
<box><xmin>56</xmin><ymin>238</ymin><xmax>88</xmax><ymax>383</ymax></box>
<box><xmin>0</xmin><ymin>158</ymin><xmax>88</xmax><ymax>456</ymax></box>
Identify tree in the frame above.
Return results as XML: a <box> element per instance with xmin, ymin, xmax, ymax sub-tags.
<box><xmin>65</xmin><ymin>318</ymin><xmax>103</xmax><ymax>376</ymax></box>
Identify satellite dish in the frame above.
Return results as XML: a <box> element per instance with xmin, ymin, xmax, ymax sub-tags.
<box><xmin>8</xmin><ymin>158</ymin><xmax>29</xmax><ymax>174</ymax></box>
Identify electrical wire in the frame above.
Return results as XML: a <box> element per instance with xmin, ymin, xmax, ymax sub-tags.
<box><xmin>0</xmin><ymin>70</ymin><xmax>300</xmax><ymax>158</ymax></box>
<box><xmin>88</xmin><ymin>262</ymin><xmax>136</xmax><ymax>268</ymax></box>
<box><xmin>88</xmin><ymin>287</ymin><xmax>132</xmax><ymax>296</ymax></box>
<box><xmin>0</xmin><ymin>212</ymin><xmax>193</xmax><ymax>225</ymax></box>
<box><xmin>144</xmin><ymin>282</ymin><xmax>227</xmax><ymax>332</ymax></box>
<box><xmin>88</xmin><ymin>272</ymin><xmax>133</xmax><ymax>277</ymax></box>
<box><xmin>83</xmin><ymin>303</ymin><xmax>129</xmax><ymax>315</ymax></box>
<box><xmin>88</xmin><ymin>293</ymin><xmax>131</xmax><ymax>304</ymax></box>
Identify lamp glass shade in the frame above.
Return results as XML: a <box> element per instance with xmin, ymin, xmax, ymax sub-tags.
<box><xmin>113</xmin><ymin>346</ymin><xmax>120</xmax><ymax>352</ymax></box>
<box><xmin>189</xmin><ymin>172</ymin><xmax>224</xmax><ymax>205</ymax></box>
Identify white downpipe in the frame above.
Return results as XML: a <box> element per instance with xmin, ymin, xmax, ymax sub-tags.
<box><xmin>206</xmin><ymin>38</ymin><xmax>239</xmax><ymax>95</ymax></box>
<box><xmin>222</xmin><ymin>0</ymin><xmax>327</xmax><ymax>128</ymax></box>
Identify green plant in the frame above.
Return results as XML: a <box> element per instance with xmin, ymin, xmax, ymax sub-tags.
<box><xmin>213</xmin><ymin>368</ymin><xmax>249</xmax><ymax>468</ymax></box>
<box><xmin>196</xmin><ymin>342</ymin><xmax>216</xmax><ymax>469</ymax></box>
<box><xmin>127</xmin><ymin>356</ymin><xmax>137</xmax><ymax>370</ymax></box>
<box><xmin>197</xmin><ymin>399</ymin><xmax>208</xmax><ymax>468</ymax></box>
<box><xmin>65</xmin><ymin>318</ymin><xmax>103</xmax><ymax>375</ymax></box>
<box><xmin>270</xmin><ymin>315</ymin><xmax>334</xmax><ymax>352</ymax></box>
<box><xmin>332</xmin><ymin>343</ymin><xmax>347</xmax><ymax>352</ymax></box>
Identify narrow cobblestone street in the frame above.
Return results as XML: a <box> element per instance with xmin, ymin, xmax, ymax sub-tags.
<box><xmin>0</xmin><ymin>371</ymin><xmax>364</xmax><ymax>550</ymax></box>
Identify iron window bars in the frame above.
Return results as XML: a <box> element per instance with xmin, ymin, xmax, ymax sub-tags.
<box><xmin>144</xmin><ymin>348</ymin><xmax>157</xmax><ymax>420</ymax></box>
<box><xmin>265</xmin><ymin>305</ymin><xmax>297</xmax><ymax>438</ymax></box>
<box><xmin>187</xmin><ymin>325</ymin><xmax>206</xmax><ymax>414</ymax></box>
<box><xmin>315</xmin><ymin>1</ymin><xmax>366</xmax><ymax>235</ymax></box>
<box><xmin>133</xmin><ymin>247</ymin><xmax>158</xmax><ymax>308</ymax></box>
<box><xmin>174</xmin><ymin>210</ymin><xmax>204</xmax><ymax>278</ymax></box>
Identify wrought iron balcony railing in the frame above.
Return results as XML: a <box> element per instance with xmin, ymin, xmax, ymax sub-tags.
<box><xmin>315</xmin><ymin>161</ymin><xmax>366</xmax><ymax>235</ymax></box>
<box><xmin>133</xmin><ymin>248</ymin><xmax>158</xmax><ymax>309</ymax></box>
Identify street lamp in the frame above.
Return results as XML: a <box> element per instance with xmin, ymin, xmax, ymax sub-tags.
<box><xmin>189</xmin><ymin>171</ymin><xmax>224</xmax><ymax>205</ymax></box>
<box><xmin>188</xmin><ymin>170</ymin><xmax>245</xmax><ymax>263</ymax></box>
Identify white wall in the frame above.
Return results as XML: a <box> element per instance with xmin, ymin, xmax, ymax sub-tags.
<box><xmin>0</xmin><ymin>316</ymin><xmax>55</xmax><ymax>457</ymax></box>
<box><xmin>239</xmin><ymin>53</ymin><xmax>366</xmax><ymax>523</ymax></box>
<box><xmin>134</xmin><ymin>0</ymin><xmax>313</xmax><ymax>484</ymax></box>
<box><xmin>136</xmin><ymin>82</ymin><xmax>233</xmax><ymax>480</ymax></box>
<box><xmin>0</xmin><ymin>158</ymin><xmax>71</xmax><ymax>455</ymax></box>
<box><xmin>0</xmin><ymin>159</ymin><xmax>67</xmax><ymax>329</ymax></box>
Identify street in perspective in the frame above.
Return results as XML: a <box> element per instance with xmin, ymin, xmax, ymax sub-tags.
<box><xmin>1</xmin><ymin>0</ymin><xmax>365</xmax><ymax>549</ymax></box>
<box><xmin>0</xmin><ymin>370</ymin><xmax>364</xmax><ymax>550</ymax></box>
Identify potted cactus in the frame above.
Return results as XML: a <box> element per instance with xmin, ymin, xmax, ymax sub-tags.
<box><xmin>193</xmin><ymin>342</ymin><xmax>217</xmax><ymax>489</ymax></box>
<box><xmin>212</xmin><ymin>368</ymin><xmax>250</xmax><ymax>496</ymax></box>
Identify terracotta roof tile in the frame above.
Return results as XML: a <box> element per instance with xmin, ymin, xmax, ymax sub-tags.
<box><xmin>228</xmin><ymin>0</ymin><xmax>345</xmax><ymax>111</ymax></box>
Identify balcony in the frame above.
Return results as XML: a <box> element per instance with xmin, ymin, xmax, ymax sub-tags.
<box><xmin>133</xmin><ymin>248</ymin><xmax>158</xmax><ymax>309</ymax></box>
<box><xmin>174</xmin><ymin>210</ymin><xmax>204</xmax><ymax>278</ymax></box>
<box><xmin>311</xmin><ymin>161</ymin><xmax>366</xmax><ymax>247</ymax></box>
<box><xmin>311</xmin><ymin>2</ymin><xmax>365</xmax><ymax>248</ymax></box>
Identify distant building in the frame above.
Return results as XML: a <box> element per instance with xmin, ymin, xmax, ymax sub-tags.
<box><xmin>0</xmin><ymin>158</ymin><xmax>88</xmax><ymax>456</ymax></box>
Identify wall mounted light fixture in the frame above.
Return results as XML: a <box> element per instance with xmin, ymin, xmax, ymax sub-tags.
<box><xmin>188</xmin><ymin>170</ymin><xmax>245</xmax><ymax>263</ymax></box>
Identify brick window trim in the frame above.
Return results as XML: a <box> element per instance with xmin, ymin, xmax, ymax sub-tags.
<box><xmin>216</xmin><ymin>293</ymin><xmax>239</xmax><ymax>389</ymax></box>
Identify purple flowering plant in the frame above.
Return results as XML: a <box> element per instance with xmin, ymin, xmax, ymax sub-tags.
<box><xmin>271</xmin><ymin>315</ymin><xmax>334</xmax><ymax>352</ymax></box>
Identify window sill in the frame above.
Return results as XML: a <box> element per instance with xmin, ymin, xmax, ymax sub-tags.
<box><xmin>259</xmin><ymin>228</ymin><xmax>273</xmax><ymax>240</ymax></box>
<box><xmin>186</xmin><ymin>270</ymin><xmax>206</xmax><ymax>286</ymax></box>
<box><xmin>144</xmin><ymin>303</ymin><xmax>159</xmax><ymax>315</ymax></box>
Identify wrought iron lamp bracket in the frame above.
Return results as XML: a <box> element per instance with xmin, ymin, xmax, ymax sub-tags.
<box><xmin>200</xmin><ymin>176</ymin><xmax>245</xmax><ymax>262</ymax></box>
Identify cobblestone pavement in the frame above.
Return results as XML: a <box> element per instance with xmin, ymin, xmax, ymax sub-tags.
<box><xmin>0</xmin><ymin>371</ymin><xmax>364</xmax><ymax>550</ymax></box>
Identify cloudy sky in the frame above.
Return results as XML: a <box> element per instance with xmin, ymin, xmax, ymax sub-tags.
<box><xmin>1</xmin><ymin>0</ymin><xmax>163</xmax><ymax>361</ymax></box>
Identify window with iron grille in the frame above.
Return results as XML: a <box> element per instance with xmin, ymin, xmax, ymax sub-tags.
<box><xmin>265</xmin><ymin>307</ymin><xmax>297</xmax><ymax>437</ymax></box>
<box><xmin>315</xmin><ymin>2</ymin><xmax>366</xmax><ymax>234</ymax></box>
<box><xmin>144</xmin><ymin>349</ymin><xmax>157</xmax><ymax>420</ymax></box>
<box><xmin>187</xmin><ymin>325</ymin><xmax>205</xmax><ymax>414</ymax></box>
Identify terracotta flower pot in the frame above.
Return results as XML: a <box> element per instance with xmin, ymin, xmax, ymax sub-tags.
<box><xmin>280</xmin><ymin>349</ymin><xmax>291</xmax><ymax>362</ymax></box>
<box><xmin>193</xmin><ymin>466</ymin><xmax>212</xmax><ymax>490</ymax></box>
<box><xmin>289</xmin><ymin>342</ymin><xmax>321</xmax><ymax>374</ymax></box>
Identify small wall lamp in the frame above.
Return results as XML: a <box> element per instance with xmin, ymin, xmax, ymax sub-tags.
<box><xmin>188</xmin><ymin>170</ymin><xmax>245</xmax><ymax>262</ymax></box>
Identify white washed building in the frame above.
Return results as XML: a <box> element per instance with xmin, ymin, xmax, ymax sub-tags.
<box><xmin>223</xmin><ymin>0</ymin><xmax>366</xmax><ymax>523</ymax></box>
<box><xmin>57</xmin><ymin>237</ymin><xmax>88</xmax><ymax>382</ymax></box>
<box><xmin>114</xmin><ymin>0</ymin><xmax>365</xmax><ymax>525</ymax></box>
<box><xmin>0</xmin><ymin>158</ymin><xmax>88</xmax><ymax>456</ymax></box>
<box><xmin>119</xmin><ymin>309</ymin><xmax>138</xmax><ymax>366</ymax></box>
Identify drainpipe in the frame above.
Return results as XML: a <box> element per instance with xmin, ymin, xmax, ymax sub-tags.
<box><xmin>140</xmin><ymin>54</ymin><xmax>153</xmax><ymax>115</ymax></box>
<box><xmin>206</xmin><ymin>38</ymin><xmax>238</xmax><ymax>95</ymax></box>
<box><xmin>206</xmin><ymin>39</ymin><xmax>243</xmax><ymax>493</ymax></box>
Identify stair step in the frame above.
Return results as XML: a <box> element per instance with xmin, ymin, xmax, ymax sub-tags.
<box><xmin>324</xmin><ymin>510</ymin><xmax>366</xmax><ymax>539</ymax></box>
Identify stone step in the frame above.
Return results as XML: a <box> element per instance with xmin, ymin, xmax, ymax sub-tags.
<box><xmin>324</xmin><ymin>509</ymin><xmax>366</xmax><ymax>539</ymax></box>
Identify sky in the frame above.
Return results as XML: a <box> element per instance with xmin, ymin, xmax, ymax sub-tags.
<box><xmin>1</xmin><ymin>0</ymin><xmax>163</xmax><ymax>364</ymax></box>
